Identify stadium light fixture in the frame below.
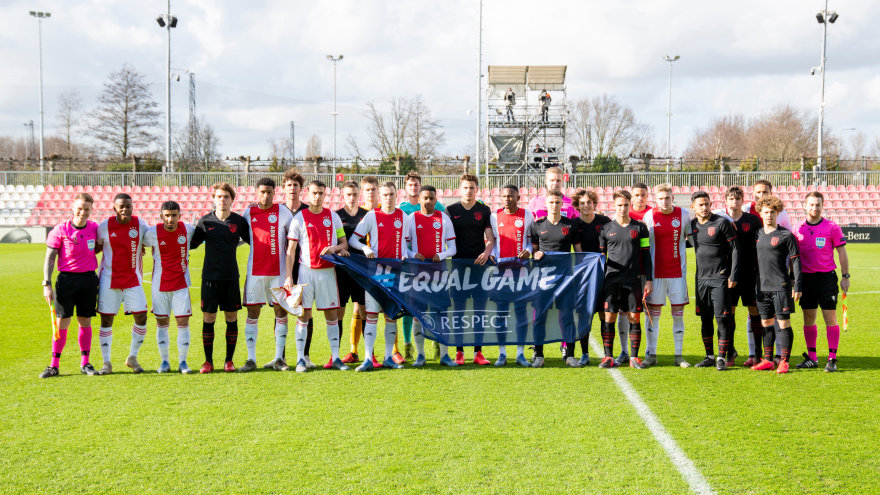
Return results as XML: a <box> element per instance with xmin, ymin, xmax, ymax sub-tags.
<box><xmin>157</xmin><ymin>1</ymin><xmax>178</xmax><ymax>174</ymax></box>
<box><xmin>814</xmin><ymin>0</ymin><xmax>839</xmax><ymax>171</ymax></box>
<box><xmin>29</xmin><ymin>10</ymin><xmax>50</xmax><ymax>173</ymax></box>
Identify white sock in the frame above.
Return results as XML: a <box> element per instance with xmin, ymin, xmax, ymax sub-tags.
<box><xmin>413</xmin><ymin>319</ymin><xmax>425</xmax><ymax>356</ymax></box>
<box><xmin>273</xmin><ymin>317</ymin><xmax>288</xmax><ymax>361</ymax></box>
<box><xmin>384</xmin><ymin>320</ymin><xmax>398</xmax><ymax>361</ymax></box>
<box><xmin>499</xmin><ymin>345</ymin><xmax>506</xmax><ymax>356</ymax></box>
<box><xmin>672</xmin><ymin>309</ymin><xmax>685</xmax><ymax>356</ymax></box>
<box><xmin>326</xmin><ymin>319</ymin><xmax>340</xmax><ymax>360</ymax></box>
<box><xmin>177</xmin><ymin>325</ymin><xmax>190</xmax><ymax>364</ymax></box>
<box><xmin>746</xmin><ymin>315</ymin><xmax>756</xmax><ymax>356</ymax></box>
<box><xmin>295</xmin><ymin>320</ymin><xmax>308</xmax><ymax>364</ymax></box>
<box><xmin>516</xmin><ymin>345</ymin><xmax>525</xmax><ymax>357</ymax></box>
<box><xmin>439</xmin><ymin>343</ymin><xmax>449</xmax><ymax>359</ymax></box>
<box><xmin>617</xmin><ymin>313</ymin><xmax>629</xmax><ymax>355</ymax></box>
<box><xmin>245</xmin><ymin>317</ymin><xmax>258</xmax><ymax>362</ymax></box>
<box><xmin>364</xmin><ymin>316</ymin><xmax>378</xmax><ymax>359</ymax></box>
<box><xmin>129</xmin><ymin>323</ymin><xmax>147</xmax><ymax>357</ymax></box>
<box><xmin>156</xmin><ymin>324</ymin><xmax>170</xmax><ymax>363</ymax></box>
<box><xmin>647</xmin><ymin>308</ymin><xmax>661</xmax><ymax>356</ymax></box>
<box><xmin>99</xmin><ymin>327</ymin><xmax>113</xmax><ymax>363</ymax></box>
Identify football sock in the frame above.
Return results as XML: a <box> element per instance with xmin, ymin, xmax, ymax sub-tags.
<box><xmin>224</xmin><ymin>320</ymin><xmax>238</xmax><ymax>363</ymax></box>
<box><xmin>617</xmin><ymin>313</ymin><xmax>629</xmax><ymax>355</ymax></box>
<box><xmin>156</xmin><ymin>324</ymin><xmax>170</xmax><ymax>363</ymax></box>
<box><xmin>402</xmin><ymin>315</ymin><xmax>413</xmax><ymax>344</ymax></box>
<box><xmin>273</xmin><ymin>317</ymin><xmax>288</xmax><ymax>361</ymax></box>
<box><xmin>177</xmin><ymin>325</ymin><xmax>190</xmax><ymax>364</ymax></box>
<box><xmin>130</xmin><ymin>323</ymin><xmax>147</xmax><ymax>357</ymax></box>
<box><xmin>294</xmin><ymin>319</ymin><xmax>308</xmax><ymax>364</ymax></box>
<box><xmin>244</xmin><ymin>317</ymin><xmax>259</xmax><ymax>362</ymax></box>
<box><xmin>99</xmin><ymin>326</ymin><xmax>113</xmax><ymax>363</ymax></box>
<box><xmin>516</xmin><ymin>345</ymin><xmax>525</xmax><ymax>357</ymax></box>
<box><xmin>646</xmin><ymin>308</ymin><xmax>661</xmax><ymax>356</ymax></box>
<box><xmin>826</xmin><ymin>325</ymin><xmax>840</xmax><ymax>360</ymax></box>
<box><xmin>499</xmin><ymin>345</ymin><xmax>507</xmax><ymax>356</ymax></box>
<box><xmin>202</xmin><ymin>321</ymin><xmax>215</xmax><ymax>364</ymax></box>
<box><xmin>700</xmin><ymin>313</ymin><xmax>715</xmax><ymax>356</ymax></box>
<box><xmin>804</xmin><ymin>325</ymin><xmax>818</xmax><ymax>361</ymax></box>
<box><xmin>629</xmin><ymin>323</ymin><xmax>642</xmax><ymax>357</ymax></box>
<box><xmin>326</xmin><ymin>319</ymin><xmax>340</xmax><ymax>360</ymax></box>
<box><xmin>384</xmin><ymin>320</ymin><xmax>398</xmax><ymax>361</ymax></box>
<box><xmin>601</xmin><ymin>321</ymin><xmax>615</xmax><ymax>357</ymax></box>
<box><xmin>534</xmin><ymin>345</ymin><xmax>544</xmax><ymax>358</ymax></box>
<box><xmin>749</xmin><ymin>317</ymin><xmax>763</xmax><ymax>357</ymax></box>
<box><xmin>438</xmin><ymin>343</ymin><xmax>450</xmax><ymax>359</ymax></box>
<box><xmin>304</xmin><ymin>318</ymin><xmax>313</xmax><ymax>356</ymax></box>
<box><xmin>564</xmin><ymin>342</ymin><xmax>575</xmax><ymax>359</ymax></box>
<box><xmin>672</xmin><ymin>309</ymin><xmax>685</xmax><ymax>356</ymax></box>
<box><xmin>746</xmin><ymin>315</ymin><xmax>755</xmax><ymax>356</ymax></box>
<box><xmin>364</xmin><ymin>315</ymin><xmax>378</xmax><ymax>359</ymax></box>
<box><xmin>393</xmin><ymin>322</ymin><xmax>400</xmax><ymax>355</ymax></box>
<box><xmin>762</xmin><ymin>325</ymin><xmax>776</xmax><ymax>361</ymax></box>
<box><xmin>718</xmin><ymin>316</ymin><xmax>732</xmax><ymax>360</ymax></box>
<box><xmin>580</xmin><ymin>332</ymin><xmax>590</xmax><ymax>354</ymax></box>
<box><xmin>51</xmin><ymin>328</ymin><xmax>67</xmax><ymax>368</ymax></box>
<box><xmin>777</xmin><ymin>326</ymin><xmax>793</xmax><ymax>362</ymax></box>
<box><xmin>350</xmin><ymin>313</ymin><xmax>362</xmax><ymax>353</ymax></box>
<box><xmin>78</xmin><ymin>326</ymin><xmax>92</xmax><ymax>367</ymax></box>
<box><xmin>413</xmin><ymin>319</ymin><xmax>426</xmax><ymax>356</ymax></box>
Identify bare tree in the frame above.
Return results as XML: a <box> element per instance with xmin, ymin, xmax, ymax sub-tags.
<box><xmin>365</xmin><ymin>98</ymin><xmax>412</xmax><ymax>174</ymax></box>
<box><xmin>567</xmin><ymin>95</ymin><xmax>652</xmax><ymax>161</ymax></box>
<box><xmin>173</xmin><ymin>115</ymin><xmax>221</xmax><ymax>171</ymax></box>
<box><xmin>845</xmin><ymin>130</ymin><xmax>867</xmax><ymax>160</ymax></box>
<box><xmin>89</xmin><ymin>64</ymin><xmax>161</xmax><ymax>158</ymax></box>
<box><xmin>746</xmin><ymin>105</ymin><xmax>817</xmax><ymax>163</ymax></box>
<box><xmin>684</xmin><ymin>114</ymin><xmax>747</xmax><ymax>159</ymax></box>
<box><xmin>199</xmin><ymin>122</ymin><xmax>221</xmax><ymax>169</ymax></box>
<box><xmin>56</xmin><ymin>90</ymin><xmax>82</xmax><ymax>159</ymax></box>
<box><xmin>406</xmin><ymin>96</ymin><xmax>445</xmax><ymax>161</ymax></box>
<box><xmin>305</xmin><ymin>134</ymin><xmax>323</xmax><ymax>173</ymax></box>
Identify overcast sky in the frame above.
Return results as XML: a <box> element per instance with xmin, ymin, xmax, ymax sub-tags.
<box><xmin>1</xmin><ymin>0</ymin><xmax>878</xmax><ymax>160</ymax></box>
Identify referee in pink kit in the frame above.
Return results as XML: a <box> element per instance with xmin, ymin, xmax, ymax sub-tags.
<box><xmin>39</xmin><ymin>193</ymin><xmax>103</xmax><ymax>378</ymax></box>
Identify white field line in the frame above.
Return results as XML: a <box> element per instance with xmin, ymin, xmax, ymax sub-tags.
<box><xmin>589</xmin><ymin>335</ymin><xmax>714</xmax><ymax>495</ymax></box>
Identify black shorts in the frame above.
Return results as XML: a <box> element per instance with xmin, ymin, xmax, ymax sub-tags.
<box><xmin>336</xmin><ymin>266</ymin><xmax>365</xmax><ymax>305</ymax></box>
<box><xmin>603</xmin><ymin>279</ymin><xmax>644</xmax><ymax>314</ymax></box>
<box><xmin>799</xmin><ymin>271</ymin><xmax>839</xmax><ymax>310</ymax></box>
<box><xmin>201</xmin><ymin>279</ymin><xmax>242</xmax><ymax>313</ymax></box>
<box><xmin>730</xmin><ymin>274</ymin><xmax>757</xmax><ymax>307</ymax></box>
<box><xmin>695</xmin><ymin>279</ymin><xmax>732</xmax><ymax>318</ymax></box>
<box><xmin>54</xmin><ymin>271</ymin><xmax>98</xmax><ymax>319</ymax></box>
<box><xmin>756</xmin><ymin>290</ymin><xmax>795</xmax><ymax>321</ymax></box>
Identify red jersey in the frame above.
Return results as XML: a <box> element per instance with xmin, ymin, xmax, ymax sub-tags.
<box><xmin>405</xmin><ymin>210</ymin><xmax>456</xmax><ymax>259</ymax></box>
<box><xmin>354</xmin><ymin>208</ymin><xmax>408</xmax><ymax>259</ymax></box>
<box><xmin>144</xmin><ymin>222</ymin><xmax>194</xmax><ymax>292</ymax></box>
<box><xmin>98</xmin><ymin>216</ymin><xmax>147</xmax><ymax>289</ymax></box>
<box><xmin>490</xmin><ymin>208</ymin><xmax>534</xmax><ymax>258</ymax></box>
<box><xmin>288</xmin><ymin>208</ymin><xmax>344</xmax><ymax>269</ymax></box>
<box><xmin>243</xmin><ymin>204</ymin><xmax>293</xmax><ymax>277</ymax></box>
<box><xmin>643</xmin><ymin>207</ymin><xmax>691</xmax><ymax>279</ymax></box>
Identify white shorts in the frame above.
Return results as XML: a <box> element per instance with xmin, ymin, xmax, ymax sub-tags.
<box><xmin>151</xmin><ymin>287</ymin><xmax>192</xmax><ymax>317</ymax></box>
<box><xmin>97</xmin><ymin>282</ymin><xmax>148</xmax><ymax>315</ymax></box>
<box><xmin>646</xmin><ymin>277</ymin><xmax>690</xmax><ymax>306</ymax></box>
<box><xmin>298</xmin><ymin>266</ymin><xmax>340</xmax><ymax>311</ymax></box>
<box><xmin>244</xmin><ymin>274</ymin><xmax>282</xmax><ymax>306</ymax></box>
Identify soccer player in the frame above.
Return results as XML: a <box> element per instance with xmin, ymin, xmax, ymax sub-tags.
<box><xmin>397</xmin><ymin>171</ymin><xmax>444</xmax><ymax>363</ymax></box>
<box><xmin>689</xmin><ymin>191</ymin><xmax>739</xmax><ymax>370</ymax></box>
<box><xmin>446</xmin><ymin>173</ymin><xmax>495</xmax><ymax>365</ymax></box>
<box><xmin>191</xmin><ymin>183</ymin><xmax>250</xmax><ymax>373</ymax></box>
<box><xmin>490</xmin><ymin>185</ymin><xmax>534</xmax><ymax>367</ymax></box>
<box><xmin>614</xmin><ymin>182</ymin><xmax>651</xmax><ymax>364</ymax></box>
<box><xmin>572</xmin><ymin>188</ymin><xmax>611</xmax><ymax>366</ymax></box>
<box><xmin>751</xmin><ymin>196</ymin><xmax>802</xmax><ymax>374</ymax></box>
<box><xmin>39</xmin><ymin>193</ymin><xmax>101</xmax><ymax>378</ymax></box>
<box><xmin>349</xmin><ymin>182</ymin><xmax>412</xmax><ymax>370</ymax></box>
<box><xmin>713</xmin><ymin>186</ymin><xmax>763</xmax><ymax>367</ymax></box>
<box><xmin>643</xmin><ymin>183</ymin><xmax>692</xmax><ymax>367</ymax></box>
<box><xmin>239</xmin><ymin>178</ymin><xmax>295</xmax><ymax>373</ymax></box>
<box><xmin>335</xmin><ymin>181</ymin><xmax>369</xmax><ymax>367</ymax></box>
<box><xmin>743</xmin><ymin>179</ymin><xmax>792</xmax><ymax>230</ymax></box>
<box><xmin>143</xmin><ymin>201</ymin><xmax>196</xmax><ymax>373</ymax></box>
<box><xmin>529</xmin><ymin>190</ymin><xmax>582</xmax><ymax>368</ymax></box>
<box><xmin>284</xmin><ymin>180</ymin><xmax>351</xmax><ymax>372</ymax></box>
<box><xmin>598</xmin><ymin>190</ymin><xmax>653</xmax><ymax>369</ymax></box>
<box><xmin>405</xmin><ymin>185</ymin><xmax>458</xmax><ymax>366</ymax></box>
<box><xmin>527</xmin><ymin>166</ymin><xmax>577</xmax><ymax>219</ymax></box>
<box><xmin>794</xmin><ymin>192</ymin><xmax>849</xmax><ymax>372</ymax></box>
<box><xmin>96</xmin><ymin>193</ymin><xmax>149</xmax><ymax>374</ymax></box>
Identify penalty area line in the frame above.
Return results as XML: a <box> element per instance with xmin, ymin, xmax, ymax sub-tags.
<box><xmin>588</xmin><ymin>336</ymin><xmax>714</xmax><ymax>495</ymax></box>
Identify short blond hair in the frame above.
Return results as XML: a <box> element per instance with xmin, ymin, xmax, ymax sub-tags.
<box><xmin>73</xmin><ymin>193</ymin><xmax>94</xmax><ymax>204</ymax></box>
<box><xmin>545</xmin><ymin>166</ymin><xmax>563</xmax><ymax>177</ymax></box>
<box><xmin>653</xmin><ymin>183</ymin><xmax>672</xmax><ymax>194</ymax></box>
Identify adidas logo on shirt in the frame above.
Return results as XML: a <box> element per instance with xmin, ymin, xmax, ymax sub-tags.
<box><xmin>160</xmin><ymin>241</ymin><xmax>166</xmax><ymax>246</ymax></box>
<box><xmin>110</xmin><ymin>233</ymin><xmax>117</xmax><ymax>237</ymax></box>
<box><xmin>417</xmin><ymin>224</ymin><xmax>423</xmax><ymax>229</ymax></box>
<box><xmin>378</xmin><ymin>222</ymin><xmax>384</xmax><ymax>227</ymax></box>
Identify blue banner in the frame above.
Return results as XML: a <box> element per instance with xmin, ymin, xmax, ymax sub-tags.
<box><xmin>325</xmin><ymin>253</ymin><xmax>605</xmax><ymax>346</ymax></box>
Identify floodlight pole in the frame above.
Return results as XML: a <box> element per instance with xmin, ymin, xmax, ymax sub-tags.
<box><xmin>475</xmin><ymin>0</ymin><xmax>483</xmax><ymax>178</ymax></box>
<box><xmin>816</xmin><ymin>0</ymin><xmax>835</xmax><ymax>171</ymax></box>
<box><xmin>327</xmin><ymin>55</ymin><xmax>343</xmax><ymax>176</ymax></box>
<box><xmin>664</xmin><ymin>55</ymin><xmax>679</xmax><ymax>175</ymax></box>
<box><xmin>29</xmin><ymin>11</ymin><xmax>50</xmax><ymax>172</ymax></box>
<box><xmin>156</xmin><ymin>0</ymin><xmax>177</xmax><ymax>174</ymax></box>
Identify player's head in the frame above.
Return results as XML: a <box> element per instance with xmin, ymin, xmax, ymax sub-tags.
<box><xmin>805</xmin><ymin>191</ymin><xmax>824</xmax><ymax>220</ymax></box>
<box><xmin>419</xmin><ymin>185</ymin><xmax>437</xmax><ymax>214</ymax></box>
<box><xmin>751</xmin><ymin>179</ymin><xmax>773</xmax><ymax>201</ymax></box>
<box><xmin>159</xmin><ymin>201</ymin><xmax>181</xmax><ymax>230</ymax></box>
<box><xmin>612</xmin><ymin>190</ymin><xmax>632</xmax><ymax>220</ymax></box>
<box><xmin>112</xmin><ymin>193</ymin><xmax>133</xmax><ymax>222</ymax></box>
<box><xmin>211</xmin><ymin>183</ymin><xmax>235</xmax><ymax>212</ymax></box>
<box><xmin>756</xmin><ymin>195</ymin><xmax>783</xmax><ymax>227</ymax></box>
<box><xmin>653</xmin><ymin>183</ymin><xmax>673</xmax><ymax>213</ymax></box>
<box><xmin>306</xmin><ymin>180</ymin><xmax>326</xmax><ymax>208</ymax></box>
<box><xmin>379</xmin><ymin>182</ymin><xmax>397</xmax><ymax>210</ymax></box>
<box><xmin>631</xmin><ymin>182</ymin><xmax>649</xmax><ymax>210</ymax></box>
<box><xmin>501</xmin><ymin>184</ymin><xmax>519</xmax><ymax>211</ymax></box>
<box><xmin>360</xmin><ymin>176</ymin><xmax>379</xmax><ymax>208</ymax></box>
<box><xmin>460</xmin><ymin>173</ymin><xmax>478</xmax><ymax>202</ymax></box>
<box><xmin>282</xmin><ymin>169</ymin><xmax>304</xmax><ymax>203</ymax></box>
<box><xmin>256</xmin><ymin>177</ymin><xmax>276</xmax><ymax>208</ymax></box>
<box><xmin>405</xmin><ymin>171</ymin><xmax>422</xmax><ymax>198</ymax></box>
<box><xmin>72</xmin><ymin>193</ymin><xmax>93</xmax><ymax>225</ymax></box>
<box><xmin>573</xmin><ymin>188</ymin><xmax>599</xmax><ymax>217</ymax></box>
<box><xmin>545</xmin><ymin>167</ymin><xmax>563</xmax><ymax>192</ymax></box>
<box><xmin>341</xmin><ymin>181</ymin><xmax>360</xmax><ymax>209</ymax></box>
<box><xmin>690</xmin><ymin>191</ymin><xmax>711</xmax><ymax>220</ymax></box>
<box><xmin>545</xmin><ymin>190</ymin><xmax>563</xmax><ymax>216</ymax></box>
<box><xmin>724</xmin><ymin>186</ymin><xmax>744</xmax><ymax>212</ymax></box>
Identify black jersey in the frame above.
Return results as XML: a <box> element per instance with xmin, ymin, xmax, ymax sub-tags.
<box><xmin>529</xmin><ymin>216</ymin><xmax>578</xmax><ymax>253</ymax></box>
<box><xmin>690</xmin><ymin>214</ymin><xmax>739</xmax><ymax>282</ymax></box>
<box><xmin>336</xmin><ymin>206</ymin><xmax>368</xmax><ymax>256</ymax></box>
<box><xmin>599</xmin><ymin>220</ymin><xmax>652</xmax><ymax>284</ymax></box>
<box><xmin>447</xmin><ymin>201</ymin><xmax>492</xmax><ymax>259</ymax></box>
<box><xmin>717</xmin><ymin>209</ymin><xmax>761</xmax><ymax>276</ymax></box>
<box><xmin>755</xmin><ymin>226</ymin><xmax>802</xmax><ymax>292</ymax></box>
<box><xmin>574</xmin><ymin>214</ymin><xmax>612</xmax><ymax>253</ymax></box>
<box><xmin>190</xmin><ymin>211</ymin><xmax>250</xmax><ymax>280</ymax></box>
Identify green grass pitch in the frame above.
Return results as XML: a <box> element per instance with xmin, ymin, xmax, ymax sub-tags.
<box><xmin>1</xmin><ymin>243</ymin><xmax>878</xmax><ymax>493</ymax></box>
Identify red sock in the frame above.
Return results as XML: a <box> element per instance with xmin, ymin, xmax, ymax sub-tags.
<box><xmin>803</xmin><ymin>325</ymin><xmax>818</xmax><ymax>361</ymax></box>
<box><xmin>826</xmin><ymin>325</ymin><xmax>840</xmax><ymax>360</ymax></box>
<box><xmin>78</xmin><ymin>326</ymin><xmax>92</xmax><ymax>366</ymax></box>
<box><xmin>51</xmin><ymin>328</ymin><xmax>68</xmax><ymax>368</ymax></box>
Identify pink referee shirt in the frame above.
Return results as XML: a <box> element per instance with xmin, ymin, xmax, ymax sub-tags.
<box><xmin>528</xmin><ymin>194</ymin><xmax>578</xmax><ymax>220</ymax></box>
<box><xmin>46</xmin><ymin>220</ymin><xmax>99</xmax><ymax>273</ymax></box>
<box><xmin>795</xmin><ymin>218</ymin><xmax>846</xmax><ymax>273</ymax></box>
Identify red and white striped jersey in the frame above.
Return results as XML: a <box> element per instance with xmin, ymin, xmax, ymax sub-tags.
<box><xmin>287</xmin><ymin>207</ymin><xmax>345</xmax><ymax>269</ymax></box>
<box><xmin>98</xmin><ymin>216</ymin><xmax>148</xmax><ymax>289</ymax></box>
<box><xmin>490</xmin><ymin>208</ymin><xmax>534</xmax><ymax>259</ymax></box>
<box><xmin>405</xmin><ymin>210</ymin><xmax>456</xmax><ymax>259</ymax></box>
<box><xmin>242</xmin><ymin>204</ymin><xmax>293</xmax><ymax>277</ymax></box>
<box><xmin>143</xmin><ymin>222</ymin><xmax>195</xmax><ymax>292</ymax></box>
<box><xmin>642</xmin><ymin>207</ymin><xmax>692</xmax><ymax>279</ymax></box>
<box><xmin>353</xmin><ymin>208</ymin><xmax>409</xmax><ymax>259</ymax></box>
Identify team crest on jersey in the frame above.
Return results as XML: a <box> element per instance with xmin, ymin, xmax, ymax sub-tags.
<box><xmin>177</xmin><ymin>235</ymin><xmax>186</xmax><ymax>244</ymax></box>
<box><xmin>128</xmin><ymin>228</ymin><xmax>138</xmax><ymax>239</ymax></box>
<box><xmin>514</xmin><ymin>219</ymin><xmax>524</xmax><ymax>228</ymax></box>
<box><xmin>742</xmin><ymin>223</ymin><xmax>750</xmax><ymax>232</ymax></box>
<box><xmin>671</xmin><ymin>219</ymin><xmax>681</xmax><ymax>228</ymax></box>
<box><xmin>708</xmin><ymin>226</ymin><xmax>716</xmax><ymax>237</ymax></box>
<box><xmin>432</xmin><ymin>221</ymin><xmax>441</xmax><ymax>229</ymax></box>
<box><xmin>630</xmin><ymin>229</ymin><xmax>638</xmax><ymax>239</ymax></box>
<box><xmin>394</xmin><ymin>219</ymin><xmax>403</xmax><ymax>228</ymax></box>
<box><xmin>561</xmin><ymin>226</ymin><xmax>570</xmax><ymax>235</ymax></box>
<box><xmin>770</xmin><ymin>237</ymin><xmax>779</xmax><ymax>247</ymax></box>
<box><xmin>816</xmin><ymin>237</ymin><xmax>826</xmax><ymax>249</ymax></box>
<box><xmin>229</xmin><ymin>223</ymin><xmax>237</xmax><ymax>233</ymax></box>
<box><xmin>474</xmin><ymin>212</ymin><xmax>483</xmax><ymax>221</ymax></box>
<box><xmin>268</xmin><ymin>214</ymin><xmax>277</xmax><ymax>223</ymax></box>
<box><xmin>322</xmin><ymin>218</ymin><xmax>332</xmax><ymax>227</ymax></box>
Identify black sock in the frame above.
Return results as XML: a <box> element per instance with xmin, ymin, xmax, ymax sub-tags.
<box><xmin>224</xmin><ymin>320</ymin><xmax>238</xmax><ymax>363</ymax></box>
<box><xmin>456</xmin><ymin>346</ymin><xmax>463</xmax><ymax>353</ymax></box>
<box><xmin>629</xmin><ymin>323</ymin><xmax>642</xmax><ymax>357</ymax></box>
<box><xmin>565</xmin><ymin>342</ymin><xmax>575</xmax><ymax>359</ymax></box>
<box><xmin>716</xmin><ymin>316</ymin><xmax>729</xmax><ymax>359</ymax></box>
<box><xmin>750</xmin><ymin>317</ymin><xmax>763</xmax><ymax>357</ymax></box>
<box><xmin>700</xmin><ymin>313</ymin><xmax>715</xmax><ymax>356</ymax></box>
<box><xmin>778</xmin><ymin>326</ymin><xmax>793</xmax><ymax>362</ymax></box>
<box><xmin>304</xmin><ymin>318</ymin><xmax>314</xmax><ymax>355</ymax></box>
<box><xmin>580</xmin><ymin>332</ymin><xmax>590</xmax><ymax>354</ymax></box>
<box><xmin>762</xmin><ymin>325</ymin><xmax>776</xmax><ymax>361</ymax></box>
<box><xmin>534</xmin><ymin>345</ymin><xmax>544</xmax><ymax>358</ymax></box>
<box><xmin>203</xmin><ymin>321</ymin><xmax>215</xmax><ymax>364</ymax></box>
<box><xmin>601</xmin><ymin>321</ymin><xmax>615</xmax><ymax>357</ymax></box>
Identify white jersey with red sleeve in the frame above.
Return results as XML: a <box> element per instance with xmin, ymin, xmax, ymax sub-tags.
<box><xmin>287</xmin><ymin>208</ymin><xmax>345</xmax><ymax>269</ymax></box>
<box><xmin>642</xmin><ymin>207</ymin><xmax>691</xmax><ymax>279</ymax></box>
<box><xmin>242</xmin><ymin>204</ymin><xmax>292</xmax><ymax>277</ymax></box>
<box><xmin>97</xmin><ymin>216</ymin><xmax>148</xmax><ymax>289</ymax></box>
<box><xmin>490</xmin><ymin>207</ymin><xmax>534</xmax><ymax>259</ymax></box>
<box><xmin>405</xmin><ymin>210</ymin><xmax>457</xmax><ymax>259</ymax></box>
<box><xmin>143</xmin><ymin>222</ymin><xmax>195</xmax><ymax>292</ymax></box>
<box><xmin>352</xmin><ymin>208</ymin><xmax>408</xmax><ymax>259</ymax></box>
